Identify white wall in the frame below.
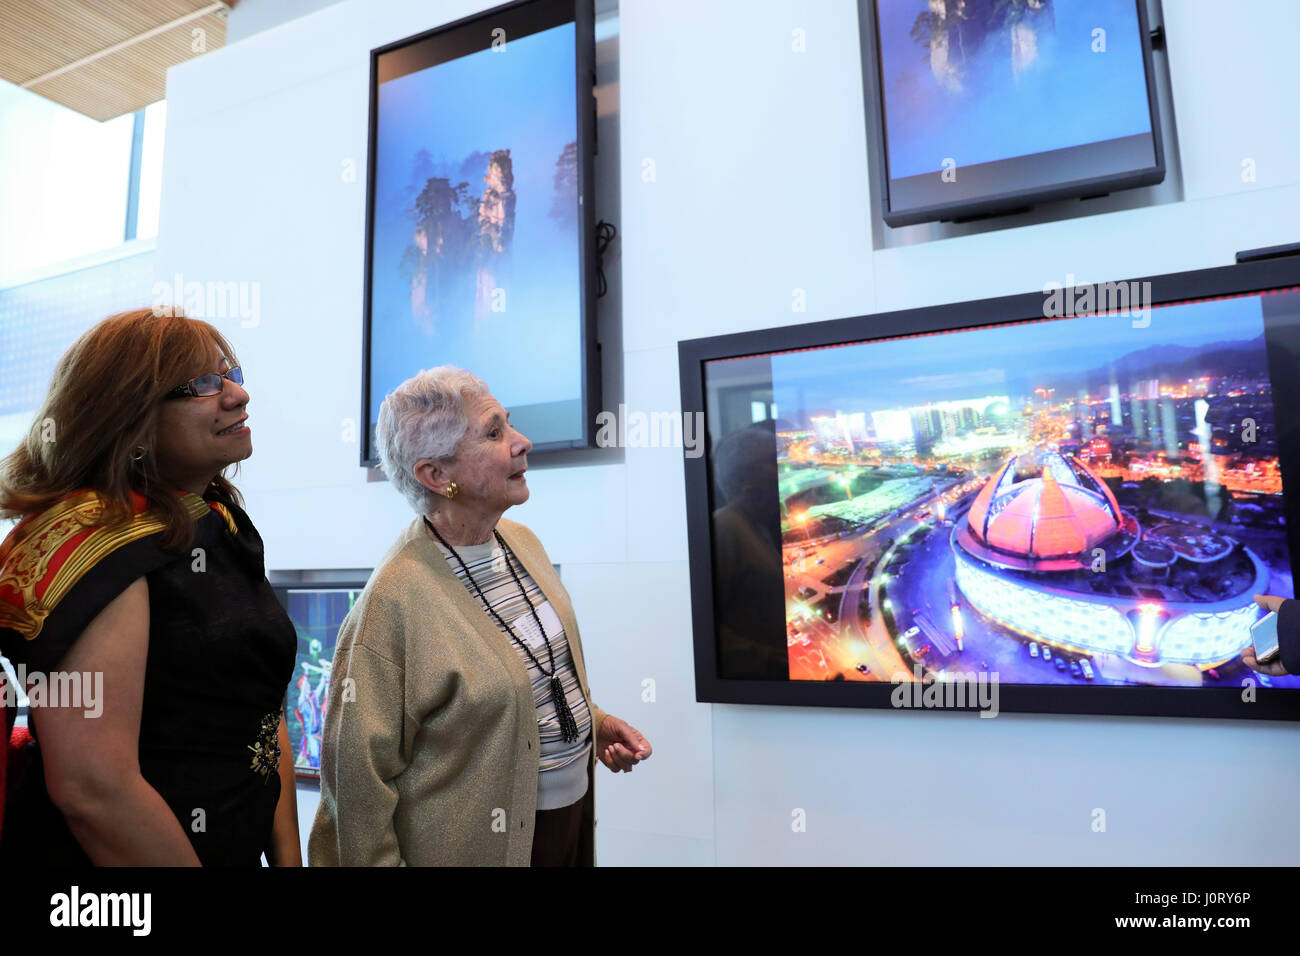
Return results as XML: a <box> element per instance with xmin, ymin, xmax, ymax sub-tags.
<box><xmin>158</xmin><ymin>0</ymin><xmax>1300</xmax><ymax>865</ymax></box>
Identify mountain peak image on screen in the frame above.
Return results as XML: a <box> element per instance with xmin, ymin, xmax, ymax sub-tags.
<box><xmin>871</xmin><ymin>0</ymin><xmax>1161</xmax><ymax>222</ymax></box>
<box><xmin>704</xmin><ymin>289</ymin><xmax>1299</xmax><ymax>695</ymax></box>
<box><xmin>367</xmin><ymin>17</ymin><xmax>584</xmax><ymax>453</ymax></box>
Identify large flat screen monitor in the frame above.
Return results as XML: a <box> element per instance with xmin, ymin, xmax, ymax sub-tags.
<box><xmin>680</xmin><ymin>257</ymin><xmax>1300</xmax><ymax>719</ymax></box>
<box><xmin>362</xmin><ymin>0</ymin><xmax>599</xmax><ymax>464</ymax></box>
<box><xmin>860</xmin><ymin>0</ymin><xmax>1165</xmax><ymax>226</ymax></box>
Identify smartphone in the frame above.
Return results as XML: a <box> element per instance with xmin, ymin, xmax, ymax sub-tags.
<box><xmin>1251</xmin><ymin>612</ymin><xmax>1281</xmax><ymax>664</ymax></box>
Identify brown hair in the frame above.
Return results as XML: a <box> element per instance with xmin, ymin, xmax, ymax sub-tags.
<box><xmin>0</xmin><ymin>309</ymin><xmax>245</xmax><ymax>551</ymax></box>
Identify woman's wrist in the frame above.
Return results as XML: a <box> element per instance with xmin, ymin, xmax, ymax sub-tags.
<box><xmin>268</xmin><ymin>836</ymin><xmax>303</xmax><ymax>866</ymax></box>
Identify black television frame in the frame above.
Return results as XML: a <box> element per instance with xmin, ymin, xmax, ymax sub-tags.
<box><xmin>679</xmin><ymin>256</ymin><xmax>1300</xmax><ymax>720</ymax></box>
<box><xmin>360</xmin><ymin>0</ymin><xmax>601</xmax><ymax>466</ymax></box>
<box><xmin>858</xmin><ymin>0</ymin><xmax>1167</xmax><ymax>227</ymax></box>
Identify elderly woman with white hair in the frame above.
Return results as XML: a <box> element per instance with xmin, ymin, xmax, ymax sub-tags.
<box><xmin>309</xmin><ymin>367</ymin><xmax>650</xmax><ymax>866</ymax></box>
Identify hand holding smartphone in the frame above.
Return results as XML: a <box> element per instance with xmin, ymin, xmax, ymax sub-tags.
<box><xmin>1251</xmin><ymin>611</ymin><xmax>1281</xmax><ymax>664</ymax></box>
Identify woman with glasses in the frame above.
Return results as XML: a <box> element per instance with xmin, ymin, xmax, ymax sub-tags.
<box><xmin>0</xmin><ymin>309</ymin><xmax>300</xmax><ymax>866</ymax></box>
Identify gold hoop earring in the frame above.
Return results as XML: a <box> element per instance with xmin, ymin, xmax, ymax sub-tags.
<box><xmin>445</xmin><ymin>481</ymin><xmax>459</xmax><ymax>500</ymax></box>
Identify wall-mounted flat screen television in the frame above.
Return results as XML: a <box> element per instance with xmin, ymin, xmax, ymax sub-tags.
<box><xmin>274</xmin><ymin>583</ymin><xmax>368</xmax><ymax>778</ymax></box>
<box><xmin>860</xmin><ymin>0</ymin><xmax>1165</xmax><ymax>226</ymax></box>
<box><xmin>679</xmin><ymin>257</ymin><xmax>1300</xmax><ymax>719</ymax></box>
<box><xmin>362</xmin><ymin>0</ymin><xmax>598</xmax><ymax>464</ymax></box>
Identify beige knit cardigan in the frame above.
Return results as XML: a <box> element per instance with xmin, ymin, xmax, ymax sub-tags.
<box><xmin>308</xmin><ymin>515</ymin><xmax>606</xmax><ymax>866</ymax></box>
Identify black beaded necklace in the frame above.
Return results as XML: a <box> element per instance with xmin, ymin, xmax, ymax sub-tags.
<box><xmin>423</xmin><ymin>515</ymin><xmax>580</xmax><ymax>743</ymax></box>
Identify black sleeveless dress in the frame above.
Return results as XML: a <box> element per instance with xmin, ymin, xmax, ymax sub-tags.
<box><xmin>0</xmin><ymin>493</ymin><xmax>296</xmax><ymax>866</ymax></box>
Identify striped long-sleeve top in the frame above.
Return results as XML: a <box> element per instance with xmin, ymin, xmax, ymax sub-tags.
<box><xmin>433</xmin><ymin>536</ymin><xmax>593</xmax><ymax>810</ymax></box>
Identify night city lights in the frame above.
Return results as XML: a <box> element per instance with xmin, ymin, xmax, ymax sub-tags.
<box><xmin>771</xmin><ymin>296</ymin><xmax>1295</xmax><ymax>690</ymax></box>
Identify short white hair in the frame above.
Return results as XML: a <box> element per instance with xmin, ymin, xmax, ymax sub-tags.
<box><xmin>375</xmin><ymin>366</ymin><xmax>488</xmax><ymax>513</ymax></box>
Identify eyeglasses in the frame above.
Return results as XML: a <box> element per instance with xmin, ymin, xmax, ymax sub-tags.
<box><xmin>165</xmin><ymin>365</ymin><xmax>244</xmax><ymax>399</ymax></box>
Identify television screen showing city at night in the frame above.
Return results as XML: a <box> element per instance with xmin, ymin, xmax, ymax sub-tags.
<box><xmin>703</xmin><ymin>287</ymin><xmax>1300</xmax><ymax>694</ymax></box>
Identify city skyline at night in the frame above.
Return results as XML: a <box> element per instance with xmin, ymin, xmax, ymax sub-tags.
<box><xmin>772</xmin><ymin>297</ymin><xmax>1266</xmax><ymax>432</ymax></box>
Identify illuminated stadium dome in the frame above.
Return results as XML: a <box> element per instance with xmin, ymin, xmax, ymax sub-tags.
<box><xmin>961</xmin><ymin>448</ymin><xmax>1135</xmax><ymax>571</ymax></box>
<box><xmin>951</xmin><ymin>446</ymin><xmax>1267</xmax><ymax>668</ymax></box>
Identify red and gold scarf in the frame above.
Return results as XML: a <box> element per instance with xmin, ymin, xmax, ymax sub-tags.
<box><xmin>0</xmin><ymin>490</ymin><xmax>236</xmax><ymax>641</ymax></box>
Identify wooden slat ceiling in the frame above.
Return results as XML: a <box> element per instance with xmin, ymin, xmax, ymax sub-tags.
<box><xmin>0</xmin><ymin>1</ymin><xmax>236</xmax><ymax>122</ymax></box>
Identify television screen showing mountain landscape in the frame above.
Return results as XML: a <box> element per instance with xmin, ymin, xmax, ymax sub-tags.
<box><xmin>874</xmin><ymin>0</ymin><xmax>1158</xmax><ymax>215</ymax></box>
<box><xmin>367</xmin><ymin>17</ymin><xmax>584</xmax><ymax>452</ymax></box>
